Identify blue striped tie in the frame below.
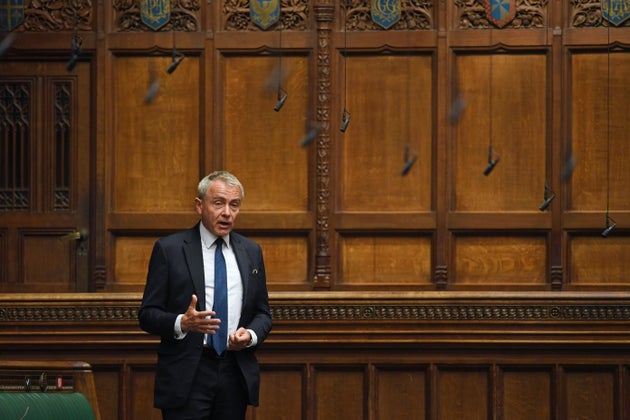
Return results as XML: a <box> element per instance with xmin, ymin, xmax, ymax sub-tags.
<box><xmin>212</xmin><ymin>238</ymin><xmax>228</xmax><ymax>355</ymax></box>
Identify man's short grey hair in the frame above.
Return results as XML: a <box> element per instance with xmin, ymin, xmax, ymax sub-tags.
<box><xmin>197</xmin><ymin>171</ymin><xmax>244</xmax><ymax>199</ymax></box>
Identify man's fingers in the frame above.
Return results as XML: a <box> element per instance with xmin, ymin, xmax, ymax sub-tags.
<box><xmin>188</xmin><ymin>294</ymin><xmax>198</xmax><ymax>310</ymax></box>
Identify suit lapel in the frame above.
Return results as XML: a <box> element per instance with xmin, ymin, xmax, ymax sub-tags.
<box><xmin>183</xmin><ymin>223</ymin><xmax>206</xmax><ymax>311</ymax></box>
<box><xmin>231</xmin><ymin>234</ymin><xmax>251</xmax><ymax>306</ymax></box>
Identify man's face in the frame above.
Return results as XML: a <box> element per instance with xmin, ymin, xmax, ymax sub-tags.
<box><xmin>195</xmin><ymin>179</ymin><xmax>242</xmax><ymax>237</ymax></box>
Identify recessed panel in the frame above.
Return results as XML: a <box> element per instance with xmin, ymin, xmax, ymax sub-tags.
<box><xmin>564</xmin><ymin>368</ymin><xmax>615</xmax><ymax>420</ymax></box>
<box><xmin>21</xmin><ymin>231</ymin><xmax>73</xmax><ymax>290</ymax></box>
<box><xmin>454</xmin><ymin>235</ymin><xmax>547</xmax><ymax>285</ymax></box>
<box><xmin>223</xmin><ymin>55</ymin><xmax>309</xmax><ymax>212</ymax></box>
<box><xmin>437</xmin><ymin>368</ymin><xmax>488</xmax><ymax>420</ymax></box>
<box><xmin>375</xmin><ymin>366</ymin><xmax>426</xmax><ymax>420</ymax></box>
<box><xmin>340</xmin><ymin>54</ymin><xmax>433</xmax><ymax>212</ymax></box>
<box><xmin>314</xmin><ymin>366</ymin><xmax>365</xmax><ymax>420</ymax></box>
<box><xmin>255</xmin><ymin>367</ymin><xmax>304</xmax><ymax>419</ymax></box>
<box><xmin>340</xmin><ymin>235</ymin><xmax>432</xmax><ymax>286</ymax></box>
<box><xmin>569</xmin><ymin>235</ymin><xmax>630</xmax><ymax>285</ymax></box>
<box><xmin>112</xmin><ymin>56</ymin><xmax>201</xmax><ymax>212</ymax></box>
<box><xmin>453</xmin><ymin>53</ymin><xmax>547</xmax><ymax>212</ymax></box>
<box><xmin>114</xmin><ymin>236</ymin><xmax>158</xmax><ymax>290</ymax></box>
<box><xmin>247</xmin><ymin>235</ymin><xmax>309</xmax><ymax>286</ymax></box>
<box><xmin>500</xmin><ymin>368</ymin><xmax>551</xmax><ymax>420</ymax></box>
<box><xmin>570</xmin><ymin>52</ymin><xmax>630</xmax><ymax>211</ymax></box>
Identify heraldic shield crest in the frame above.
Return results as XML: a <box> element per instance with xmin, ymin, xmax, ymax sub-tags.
<box><xmin>484</xmin><ymin>0</ymin><xmax>516</xmax><ymax>28</ymax></box>
<box><xmin>371</xmin><ymin>0</ymin><xmax>401</xmax><ymax>30</ymax></box>
<box><xmin>601</xmin><ymin>0</ymin><xmax>630</xmax><ymax>26</ymax></box>
<box><xmin>141</xmin><ymin>0</ymin><xmax>170</xmax><ymax>31</ymax></box>
<box><xmin>0</xmin><ymin>0</ymin><xmax>25</xmax><ymax>31</ymax></box>
<box><xmin>251</xmin><ymin>0</ymin><xmax>280</xmax><ymax>30</ymax></box>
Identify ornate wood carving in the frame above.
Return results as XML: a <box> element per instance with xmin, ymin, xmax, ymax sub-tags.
<box><xmin>0</xmin><ymin>82</ymin><xmax>31</xmax><ymax>211</ymax></box>
<box><xmin>114</xmin><ymin>0</ymin><xmax>200</xmax><ymax>32</ymax></box>
<box><xmin>455</xmin><ymin>0</ymin><xmax>547</xmax><ymax>29</ymax></box>
<box><xmin>11</xmin><ymin>0</ymin><xmax>93</xmax><ymax>32</ymax></box>
<box><xmin>53</xmin><ymin>82</ymin><xmax>71</xmax><ymax>211</ymax></box>
<box><xmin>2</xmin><ymin>294</ymin><xmax>630</xmax><ymax>322</ymax></box>
<box><xmin>223</xmin><ymin>0</ymin><xmax>309</xmax><ymax>31</ymax></box>
<box><xmin>343</xmin><ymin>0</ymin><xmax>433</xmax><ymax>31</ymax></box>
<box><xmin>312</xmin><ymin>3</ymin><xmax>333</xmax><ymax>289</ymax></box>
<box><xmin>570</xmin><ymin>0</ymin><xmax>630</xmax><ymax>27</ymax></box>
<box><xmin>270</xmin><ymin>302</ymin><xmax>630</xmax><ymax>321</ymax></box>
<box><xmin>434</xmin><ymin>265</ymin><xmax>448</xmax><ymax>289</ymax></box>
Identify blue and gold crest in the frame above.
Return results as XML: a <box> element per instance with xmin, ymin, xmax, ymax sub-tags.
<box><xmin>484</xmin><ymin>0</ymin><xmax>516</xmax><ymax>28</ymax></box>
<box><xmin>250</xmin><ymin>0</ymin><xmax>279</xmax><ymax>30</ymax></box>
<box><xmin>601</xmin><ymin>0</ymin><xmax>630</xmax><ymax>26</ymax></box>
<box><xmin>0</xmin><ymin>0</ymin><xmax>24</xmax><ymax>31</ymax></box>
<box><xmin>141</xmin><ymin>0</ymin><xmax>170</xmax><ymax>31</ymax></box>
<box><xmin>371</xmin><ymin>0</ymin><xmax>401</xmax><ymax>30</ymax></box>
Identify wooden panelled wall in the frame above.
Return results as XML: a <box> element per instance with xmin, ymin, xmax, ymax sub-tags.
<box><xmin>2</xmin><ymin>0</ymin><xmax>630</xmax><ymax>419</ymax></box>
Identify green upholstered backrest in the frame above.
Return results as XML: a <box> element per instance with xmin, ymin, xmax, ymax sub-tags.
<box><xmin>0</xmin><ymin>392</ymin><xmax>96</xmax><ymax>419</ymax></box>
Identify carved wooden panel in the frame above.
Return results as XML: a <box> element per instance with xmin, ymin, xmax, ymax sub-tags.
<box><xmin>7</xmin><ymin>0</ymin><xmax>92</xmax><ymax>32</ymax></box>
<box><xmin>454</xmin><ymin>0</ymin><xmax>547</xmax><ymax>29</ymax></box>
<box><xmin>113</xmin><ymin>0</ymin><xmax>200</xmax><ymax>32</ymax></box>
<box><xmin>339</xmin><ymin>54</ymin><xmax>433</xmax><ymax>212</ymax></box>
<box><xmin>343</xmin><ymin>0</ymin><xmax>433</xmax><ymax>31</ymax></box>
<box><xmin>339</xmin><ymin>235</ymin><xmax>432</xmax><ymax>286</ymax></box>
<box><xmin>0</xmin><ymin>62</ymin><xmax>91</xmax><ymax>293</ymax></box>
<box><xmin>570</xmin><ymin>0</ymin><xmax>630</xmax><ymax>27</ymax></box>
<box><xmin>569</xmin><ymin>51</ymin><xmax>630</xmax><ymax>211</ymax></box>
<box><xmin>111</xmin><ymin>56</ymin><xmax>201</xmax><ymax>213</ymax></box>
<box><xmin>2</xmin><ymin>293</ymin><xmax>630</xmax><ymax>419</ymax></box>
<box><xmin>223</xmin><ymin>0</ymin><xmax>310</xmax><ymax>31</ymax></box>
<box><xmin>453</xmin><ymin>53</ymin><xmax>547</xmax><ymax>212</ymax></box>
<box><xmin>453</xmin><ymin>235</ymin><xmax>547</xmax><ymax>286</ymax></box>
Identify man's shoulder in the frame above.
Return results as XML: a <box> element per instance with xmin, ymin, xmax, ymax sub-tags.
<box><xmin>230</xmin><ymin>231</ymin><xmax>260</xmax><ymax>249</ymax></box>
<box><xmin>157</xmin><ymin>224</ymin><xmax>200</xmax><ymax>246</ymax></box>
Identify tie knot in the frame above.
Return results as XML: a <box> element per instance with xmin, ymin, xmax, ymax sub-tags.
<box><xmin>214</xmin><ymin>238</ymin><xmax>224</xmax><ymax>248</ymax></box>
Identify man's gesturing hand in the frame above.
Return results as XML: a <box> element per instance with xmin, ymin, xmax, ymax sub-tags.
<box><xmin>180</xmin><ymin>294</ymin><xmax>220</xmax><ymax>334</ymax></box>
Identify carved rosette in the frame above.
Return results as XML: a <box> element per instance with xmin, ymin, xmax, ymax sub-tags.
<box><xmin>223</xmin><ymin>0</ymin><xmax>309</xmax><ymax>31</ymax></box>
<box><xmin>344</xmin><ymin>0</ymin><xmax>433</xmax><ymax>30</ymax></box>
<box><xmin>455</xmin><ymin>0</ymin><xmax>547</xmax><ymax>29</ymax></box>
<box><xmin>12</xmin><ymin>0</ymin><xmax>93</xmax><ymax>32</ymax></box>
<box><xmin>114</xmin><ymin>0</ymin><xmax>200</xmax><ymax>32</ymax></box>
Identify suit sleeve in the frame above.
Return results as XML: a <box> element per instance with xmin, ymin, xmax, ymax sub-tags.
<box><xmin>138</xmin><ymin>240</ymin><xmax>180</xmax><ymax>339</ymax></box>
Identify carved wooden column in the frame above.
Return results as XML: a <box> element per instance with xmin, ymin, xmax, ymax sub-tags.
<box><xmin>312</xmin><ymin>1</ymin><xmax>334</xmax><ymax>290</ymax></box>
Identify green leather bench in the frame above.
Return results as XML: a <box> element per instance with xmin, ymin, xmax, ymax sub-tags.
<box><xmin>0</xmin><ymin>392</ymin><xmax>96</xmax><ymax>419</ymax></box>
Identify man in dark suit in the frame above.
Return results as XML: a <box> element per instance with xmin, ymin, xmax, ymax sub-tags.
<box><xmin>139</xmin><ymin>171</ymin><xmax>272</xmax><ymax>420</ymax></box>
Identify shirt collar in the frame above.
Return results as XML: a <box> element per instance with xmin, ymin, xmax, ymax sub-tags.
<box><xmin>199</xmin><ymin>223</ymin><xmax>230</xmax><ymax>250</ymax></box>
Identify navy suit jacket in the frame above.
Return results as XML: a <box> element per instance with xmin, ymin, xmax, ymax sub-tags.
<box><xmin>138</xmin><ymin>223</ymin><xmax>272</xmax><ymax>409</ymax></box>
